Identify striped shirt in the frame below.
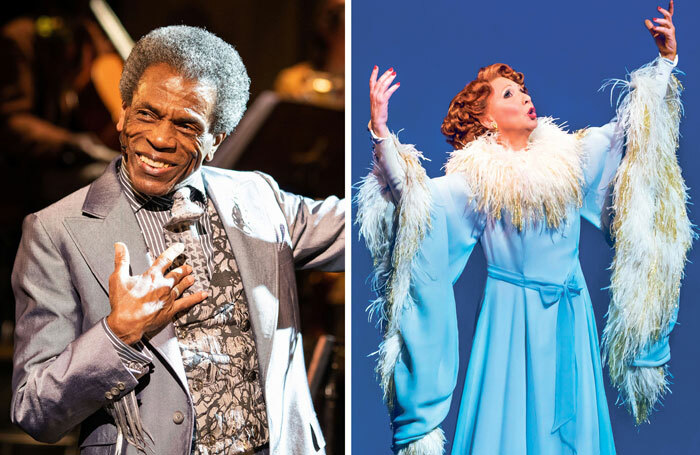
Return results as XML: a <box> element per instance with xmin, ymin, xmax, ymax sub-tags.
<box><xmin>103</xmin><ymin>159</ymin><xmax>219</xmax><ymax>374</ymax></box>
<box><xmin>116</xmin><ymin>160</ymin><xmax>216</xmax><ymax>277</ymax></box>
<box><xmin>101</xmin><ymin>318</ymin><xmax>151</xmax><ymax>377</ymax></box>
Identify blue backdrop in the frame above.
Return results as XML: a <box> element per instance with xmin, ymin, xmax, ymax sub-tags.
<box><xmin>351</xmin><ymin>1</ymin><xmax>700</xmax><ymax>453</ymax></box>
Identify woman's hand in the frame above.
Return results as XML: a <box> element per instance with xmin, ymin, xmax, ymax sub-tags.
<box><xmin>370</xmin><ymin>66</ymin><xmax>400</xmax><ymax>138</ymax></box>
<box><xmin>645</xmin><ymin>1</ymin><xmax>677</xmax><ymax>60</ymax></box>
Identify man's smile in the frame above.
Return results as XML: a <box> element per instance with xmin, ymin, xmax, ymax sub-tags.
<box><xmin>137</xmin><ymin>153</ymin><xmax>173</xmax><ymax>169</ymax></box>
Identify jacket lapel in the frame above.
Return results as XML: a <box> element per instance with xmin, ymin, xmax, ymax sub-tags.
<box><xmin>203</xmin><ymin>168</ymin><xmax>279</xmax><ymax>382</ymax></box>
<box><xmin>63</xmin><ymin>159</ymin><xmax>150</xmax><ymax>296</ymax></box>
<box><xmin>63</xmin><ymin>158</ymin><xmax>189</xmax><ymax>390</ymax></box>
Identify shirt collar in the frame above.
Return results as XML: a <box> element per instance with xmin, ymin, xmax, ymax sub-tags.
<box><xmin>117</xmin><ymin>157</ymin><xmax>207</xmax><ymax>211</ymax></box>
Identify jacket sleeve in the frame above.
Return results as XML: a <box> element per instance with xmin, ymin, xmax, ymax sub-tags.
<box><xmin>11</xmin><ymin>213</ymin><xmax>141</xmax><ymax>443</ymax></box>
<box><xmin>255</xmin><ymin>172</ymin><xmax>345</xmax><ymax>272</ymax></box>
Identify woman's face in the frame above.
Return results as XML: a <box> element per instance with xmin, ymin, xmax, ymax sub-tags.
<box><xmin>484</xmin><ymin>76</ymin><xmax>538</xmax><ymax>140</ymax></box>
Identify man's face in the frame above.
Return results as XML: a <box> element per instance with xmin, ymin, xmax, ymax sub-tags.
<box><xmin>117</xmin><ymin>63</ymin><xmax>225</xmax><ymax>196</ymax></box>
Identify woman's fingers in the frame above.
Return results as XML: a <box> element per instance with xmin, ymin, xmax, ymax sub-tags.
<box><xmin>370</xmin><ymin>67</ymin><xmax>396</xmax><ymax>107</ymax></box>
<box><xmin>369</xmin><ymin>65</ymin><xmax>378</xmax><ymax>91</ymax></box>
<box><xmin>652</xmin><ymin>25</ymin><xmax>673</xmax><ymax>36</ymax></box>
<box><xmin>652</xmin><ymin>17</ymin><xmax>673</xmax><ymax>28</ymax></box>
<box><xmin>385</xmin><ymin>82</ymin><xmax>401</xmax><ymax>99</ymax></box>
<box><xmin>646</xmin><ymin>2</ymin><xmax>676</xmax><ymax>59</ymax></box>
<box><xmin>375</xmin><ymin>68</ymin><xmax>396</xmax><ymax>93</ymax></box>
<box><xmin>658</xmin><ymin>2</ymin><xmax>673</xmax><ymax>21</ymax></box>
<box><xmin>644</xmin><ymin>19</ymin><xmax>659</xmax><ymax>38</ymax></box>
<box><xmin>375</xmin><ymin>70</ymin><xmax>397</xmax><ymax>100</ymax></box>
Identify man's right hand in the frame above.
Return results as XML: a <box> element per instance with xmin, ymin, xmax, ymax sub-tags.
<box><xmin>106</xmin><ymin>242</ymin><xmax>207</xmax><ymax>345</ymax></box>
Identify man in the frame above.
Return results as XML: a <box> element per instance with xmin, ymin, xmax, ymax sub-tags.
<box><xmin>11</xmin><ymin>26</ymin><xmax>344</xmax><ymax>454</ymax></box>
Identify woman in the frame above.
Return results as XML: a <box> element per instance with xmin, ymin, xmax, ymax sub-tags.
<box><xmin>357</xmin><ymin>2</ymin><xmax>692</xmax><ymax>454</ymax></box>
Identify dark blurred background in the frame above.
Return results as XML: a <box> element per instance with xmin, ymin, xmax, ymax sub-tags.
<box><xmin>0</xmin><ymin>0</ymin><xmax>344</xmax><ymax>453</ymax></box>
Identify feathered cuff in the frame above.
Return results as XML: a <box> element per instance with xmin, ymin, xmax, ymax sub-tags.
<box><xmin>603</xmin><ymin>57</ymin><xmax>693</xmax><ymax>423</ymax></box>
<box><xmin>356</xmin><ymin>133</ymin><xmax>439</xmax><ymax>453</ymax></box>
<box><xmin>395</xmin><ymin>427</ymin><xmax>446</xmax><ymax>455</ymax></box>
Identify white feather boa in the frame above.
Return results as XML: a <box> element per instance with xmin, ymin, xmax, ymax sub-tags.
<box><xmin>356</xmin><ymin>134</ymin><xmax>432</xmax><ymax>403</ymax></box>
<box><xmin>445</xmin><ymin>117</ymin><xmax>585</xmax><ymax>230</ymax></box>
<box><xmin>603</xmin><ymin>58</ymin><xmax>693</xmax><ymax>423</ymax></box>
<box><xmin>356</xmin><ymin>134</ymin><xmax>435</xmax><ymax>454</ymax></box>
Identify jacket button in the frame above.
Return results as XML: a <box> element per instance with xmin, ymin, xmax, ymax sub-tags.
<box><xmin>110</xmin><ymin>387</ymin><xmax>120</xmax><ymax>397</ymax></box>
<box><xmin>173</xmin><ymin>411</ymin><xmax>185</xmax><ymax>424</ymax></box>
<box><xmin>117</xmin><ymin>382</ymin><xmax>126</xmax><ymax>391</ymax></box>
<box><xmin>105</xmin><ymin>391</ymin><xmax>113</xmax><ymax>400</ymax></box>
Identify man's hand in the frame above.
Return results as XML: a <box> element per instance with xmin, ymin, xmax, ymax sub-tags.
<box><xmin>645</xmin><ymin>1</ymin><xmax>677</xmax><ymax>61</ymax></box>
<box><xmin>106</xmin><ymin>242</ymin><xmax>207</xmax><ymax>345</ymax></box>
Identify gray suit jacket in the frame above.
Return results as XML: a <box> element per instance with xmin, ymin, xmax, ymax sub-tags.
<box><xmin>11</xmin><ymin>159</ymin><xmax>345</xmax><ymax>454</ymax></box>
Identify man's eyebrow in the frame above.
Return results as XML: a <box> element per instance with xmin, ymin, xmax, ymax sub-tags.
<box><xmin>173</xmin><ymin>113</ymin><xmax>206</xmax><ymax>128</ymax></box>
<box><xmin>134</xmin><ymin>101</ymin><xmax>162</xmax><ymax>116</ymax></box>
<box><xmin>133</xmin><ymin>101</ymin><xmax>207</xmax><ymax>129</ymax></box>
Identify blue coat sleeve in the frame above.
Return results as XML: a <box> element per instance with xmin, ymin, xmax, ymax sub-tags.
<box><xmin>580</xmin><ymin>120</ymin><xmax>624</xmax><ymax>234</ymax></box>
<box><xmin>580</xmin><ymin>124</ymin><xmax>676</xmax><ymax>369</ymax></box>
<box><xmin>392</xmin><ymin>174</ymin><xmax>485</xmax><ymax>451</ymax></box>
<box><xmin>580</xmin><ymin>56</ymin><xmax>682</xmax><ymax>371</ymax></box>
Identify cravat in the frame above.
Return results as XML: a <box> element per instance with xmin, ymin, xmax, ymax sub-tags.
<box><xmin>165</xmin><ymin>186</ymin><xmax>205</xmax><ymax>230</ymax></box>
<box><xmin>163</xmin><ymin>186</ymin><xmax>209</xmax><ymax>294</ymax></box>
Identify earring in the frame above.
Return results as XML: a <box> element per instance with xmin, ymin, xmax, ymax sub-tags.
<box><xmin>491</xmin><ymin>122</ymin><xmax>498</xmax><ymax>131</ymax></box>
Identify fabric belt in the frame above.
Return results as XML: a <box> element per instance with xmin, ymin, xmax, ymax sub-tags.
<box><xmin>486</xmin><ymin>263</ymin><xmax>583</xmax><ymax>451</ymax></box>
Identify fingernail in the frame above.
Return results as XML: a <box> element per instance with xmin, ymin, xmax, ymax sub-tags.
<box><xmin>374</xmin><ymin>65</ymin><xmax>378</xmax><ymax>70</ymax></box>
<box><xmin>397</xmin><ymin>82</ymin><xmax>401</xmax><ymax>86</ymax></box>
<box><xmin>388</xmin><ymin>67</ymin><xmax>394</xmax><ymax>72</ymax></box>
<box><xmin>201</xmin><ymin>292</ymin><xmax>208</xmax><ymax>298</ymax></box>
<box><xmin>392</xmin><ymin>71</ymin><xmax>396</xmax><ymax>76</ymax></box>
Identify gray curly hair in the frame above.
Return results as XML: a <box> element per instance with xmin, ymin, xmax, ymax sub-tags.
<box><xmin>119</xmin><ymin>25</ymin><xmax>250</xmax><ymax>134</ymax></box>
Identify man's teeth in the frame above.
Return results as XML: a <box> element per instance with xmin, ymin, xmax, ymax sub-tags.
<box><xmin>139</xmin><ymin>155</ymin><xmax>171</xmax><ymax>168</ymax></box>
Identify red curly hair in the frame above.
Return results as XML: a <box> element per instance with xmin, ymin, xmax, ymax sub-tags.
<box><xmin>441</xmin><ymin>63</ymin><xmax>526</xmax><ymax>149</ymax></box>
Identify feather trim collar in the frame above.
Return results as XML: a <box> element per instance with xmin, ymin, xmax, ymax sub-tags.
<box><xmin>444</xmin><ymin>117</ymin><xmax>585</xmax><ymax>230</ymax></box>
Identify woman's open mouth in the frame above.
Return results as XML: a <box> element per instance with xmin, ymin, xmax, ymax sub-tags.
<box><xmin>527</xmin><ymin>107</ymin><xmax>537</xmax><ymax>119</ymax></box>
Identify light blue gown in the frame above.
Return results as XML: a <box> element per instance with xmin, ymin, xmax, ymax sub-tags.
<box><xmin>368</xmin><ymin>57</ymin><xmax>679</xmax><ymax>455</ymax></box>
